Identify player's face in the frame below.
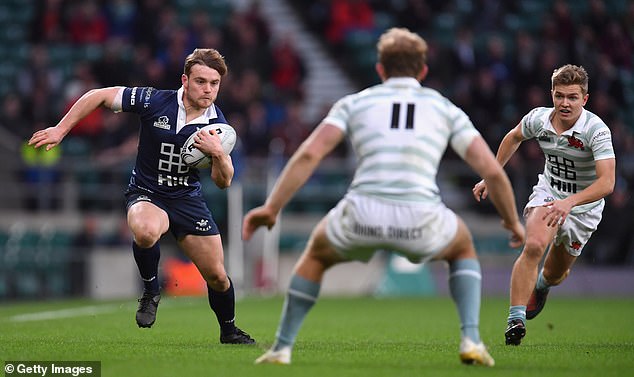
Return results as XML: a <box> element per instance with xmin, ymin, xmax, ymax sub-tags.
<box><xmin>551</xmin><ymin>84</ymin><xmax>588</xmax><ymax>126</ymax></box>
<box><xmin>182</xmin><ymin>64</ymin><xmax>221</xmax><ymax>110</ymax></box>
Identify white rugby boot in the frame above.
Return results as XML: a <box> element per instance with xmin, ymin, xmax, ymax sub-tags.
<box><xmin>459</xmin><ymin>337</ymin><xmax>495</xmax><ymax>366</ymax></box>
<box><xmin>254</xmin><ymin>346</ymin><xmax>292</xmax><ymax>365</ymax></box>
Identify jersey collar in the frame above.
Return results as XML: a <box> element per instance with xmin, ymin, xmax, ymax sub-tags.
<box><xmin>383</xmin><ymin>77</ymin><xmax>421</xmax><ymax>88</ymax></box>
<box><xmin>545</xmin><ymin>107</ymin><xmax>587</xmax><ymax>136</ymax></box>
<box><xmin>175</xmin><ymin>86</ymin><xmax>219</xmax><ymax>133</ymax></box>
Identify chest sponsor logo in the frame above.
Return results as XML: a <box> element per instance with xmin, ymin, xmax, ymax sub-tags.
<box><xmin>547</xmin><ymin>154</ymin><xmax>577</xmax><ymax>193</ymax></box>
<box><xmin>157</xmin><ymin>143</ymin><xmax>190</xmax><ymax>187</ymax></box>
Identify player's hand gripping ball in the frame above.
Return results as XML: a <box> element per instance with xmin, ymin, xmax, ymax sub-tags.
<box><xmin>181</xmin><ymin>123</ymin><xmax>236</xmax><ymax>169</ymax></box>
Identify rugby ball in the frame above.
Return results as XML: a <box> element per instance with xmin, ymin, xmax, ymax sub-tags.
<box><xmin>181</xmin><ymin>123</ymin><xmax>236</xmax><ymax>169</ymax></box>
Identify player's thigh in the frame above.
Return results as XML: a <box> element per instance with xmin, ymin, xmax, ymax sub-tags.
<box><xmin>524</xmin><ymin>206</ymin><xmax>558</xmax><ymax>253</ymax></box>
<box><xmin>431</xmin><ymin>217</ymin><xmax>476</xmax><ymax>262</ymax></box>
<box><xmin>178</xmin><ymin>234</ymin><xmax>227</xmax><ymax>283</ymax></box>
<box><xmin>305</xmin><ymin>218</ymin><xmax>346</xmax><ymax>265</ymax></box>
<box><xmin>295</xmin><ymin>218</ymin><xmax>346</xmax><ymax>279</ymax></box>
<box><xmin>127</xmin><ymin>201</ymin><xmax>169</xmax><ymax>242</ymax></box>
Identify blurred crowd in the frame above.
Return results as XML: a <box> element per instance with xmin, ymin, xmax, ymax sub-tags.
<box><xmin>0</xmin><ymin>0</ymin><xmax>309</xmax><ymax>161</ymax></box>
<box><xmin>0</xmin><ymin>0</ymin><xmax>632</xmax><ymax>263</ymax></box>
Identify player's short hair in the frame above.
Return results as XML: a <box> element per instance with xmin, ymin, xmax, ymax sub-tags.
<box><xmin>377</xmin><ymin>27</ymin><xmax>427</xmax><ymax>78</ymax></box>
<box><xmin>184</xmin><ymin>48</ymin><xmax>227</xmax><ymax>77</ymax></box>
<box><xmin>551</xmin><ymin>64</ymin><xmax>588</xmax><ymax>95</ymax></box>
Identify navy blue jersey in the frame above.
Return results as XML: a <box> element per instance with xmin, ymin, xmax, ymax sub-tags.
<box><xmin>119</xmin><ymin>86</ymin><xmax>227</xmax><ymax>198</ymax></box>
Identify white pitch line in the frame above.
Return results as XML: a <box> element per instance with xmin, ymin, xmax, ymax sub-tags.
<box><xmin>8</xmin><ymin>304</ymin><xmax>123</xmax><ymax>322</ymax></box>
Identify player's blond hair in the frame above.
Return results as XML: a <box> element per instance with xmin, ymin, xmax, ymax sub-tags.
<box><xmin>376</xmin><ymin>27</ymin><xmax>427</xmax><ymax>78</ymax></box>
<box><xmin>184</xmin><ymin>48</ymin><xmax>227</xmax><ymax>77</ymax></box>
<box><xmin>551</xmin><ymin>64</ymin><xmax>588</xmax><ymax>95</ymax></box>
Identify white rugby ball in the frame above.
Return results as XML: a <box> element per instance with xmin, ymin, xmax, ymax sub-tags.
<box><xmin>181</xmin><ymin>123</ymin><xmax>237</xmax><ymax>169</ymax></box>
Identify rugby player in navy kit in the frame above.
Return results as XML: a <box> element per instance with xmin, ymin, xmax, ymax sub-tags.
<box><xmin>29</xmin><ymin>48</ymin><xmax>255</xmax><ymax>344</ymax></box>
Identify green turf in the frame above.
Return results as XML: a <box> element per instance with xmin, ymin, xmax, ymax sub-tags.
<box><xmin>1</xmin><ymin>296</ymin><xmax>633</xmax><ymax>377</ymax></box>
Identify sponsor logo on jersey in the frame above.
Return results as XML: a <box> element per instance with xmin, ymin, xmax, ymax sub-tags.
<box><xmin>567</xmin><ymin>135</ymin><xmax>584</xmax><ymax>150</ymax></box>
<box><xmin>195</xmin><ymin>219</ymin><xmax>212</xmax><ymax>232</ymax></box>
<box><xmin>158</xmin><ymin>174</ymin><xmax>188</xmax><ymax>186</ymax></box>
<box><xmin>153</xmin><ymin>116</ymin><xmax>170</xmax><ymax>130</ymax></box>
<box><xmin>130</xmin><ymin>87</ymin><xmax>137</xmax><ymax>105</ymax></box>
<box><xmin>538</xmin><ymin>131</ymin><xmax>552</xmax><ymax>142</ymax></box>
<box><xmin>591</xmin><ymin>130</ymin><xmax>610</xmax><ymax>143</ymax></box>
<box><xmin>570</xmin><ymin>241</ymin><xmax>582</xmax><ymax>251</ymax></box>
<box><xmin>550</xmin><ymin>177</ymin><xmax>577</xmax><ymax>193</ymax></box>
<box><xmin>143</xmin><ymin>87</ymin><xmax>153</xmax><ymax>108</ymax></box>
<box><xmin>544</xmin><ymin>196</ymin><xmax>555</xmax><ymax>203</ymax></box>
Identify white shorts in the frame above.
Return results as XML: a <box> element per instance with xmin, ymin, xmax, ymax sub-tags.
<box><xmin>524</xmin><ymin>181</ymin><xmax>603</xmax><ymax>257</ymax></box>
<box><xmin>325</xmin><ymin>193</ymin><xmax>458</xmax><ymax>263</ymax></box>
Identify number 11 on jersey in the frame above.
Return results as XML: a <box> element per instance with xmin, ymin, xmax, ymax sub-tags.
<box><xmin>390</xmin><ymin>103</ymin><xmax>415</xmax><ymax>129</ymax></box>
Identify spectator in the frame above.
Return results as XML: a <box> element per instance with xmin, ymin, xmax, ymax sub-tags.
<box><xmin>133</xmin><ymin>0</ymin><xmax>164</xmax><ymax>54</ymax></box>
<box><xmin>242</xmin><ymin>101</ymin><xmax>272</xmax><ymax>157</ymax></box>
<box><xmin>1</xmin><ymin>94</ymin><xmax>30</xmax><ymax>141</ymax></box>
<box><xmin>512</xmin><ymin>31</ymin><xmax>539</xmax><ymax>99</ymax></box>
<box><xmin>67</xmin><ymin>0</ymin><xmax>109</xmax><ymax>45</ymax></box>
<box><xmin>17</xmin><ymin>45</ymin><xmax>64</xmax><ymax>106</ymax></box>
<box><xmin>30</xmin><ymin>0</ymin><xmax>69</xmax><ymax>43</ymax></box>
<box><xmin>584</xmin><ymin>0</ymin><xmax>611</xmax><ymax>36</ymax></box>
<box><xmin>450</xmin><ymin>27</ymin><xmax>477</xmax><ymax>74</ymax></box>
<box><xmin>91</xmin><ymin>39</ymin><xmax>132</xmax><ymax>87</ymax></box>
<box><xmin>271</xmin><ymin>101</ymin><xmax>312</xmax><ymax>157</ymax></box>
<box><xmin>104</xmin><ymin>0</ymin><xmax>137</xmax><ymax>42</ymax></box>
<box><xmin>20</xmin><ymin>125</ymin><xmax>62</xmax><ymax>211</ymax></box>
<box><xmin>269</xmin><ymin>37</ymin><xmax>307</xmax><ymax>100</ymax></box>
<box><xmin>224</xmin><ymin>13</ymin><xmax>272</xmax><ymax>78</ymax></box>
<box><xmin>599</xmin><ymin>20</ymin><xmax>633</xmax><ymax>70</ymax></box>
<box><xmin>325</xmin><ymin>0</ymin><xmax>375</xmax><ymax>47</ymax></box>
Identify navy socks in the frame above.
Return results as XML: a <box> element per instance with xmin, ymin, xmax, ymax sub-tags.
<box><xmin>132</xmin><ymin>241</ymin><xmax>160</xmax><ymax>294</ymax></box>
<box><xmin>208</xmin><ymin>277</ymin><xmax>237</xmax><ymax>335</ymax></box>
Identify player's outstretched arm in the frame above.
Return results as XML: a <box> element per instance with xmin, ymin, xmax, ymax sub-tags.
<box><xmin>28</xmin><ymin>87</ymin><xmax>123</xmax><ymax>151</ymax></box>
<box><xmin>242</xmin><ymin>123</ymin><xmax>344</xmax><ymax>241</ymax></box>
<box><xmin>472</xmin><ymin>124</ymin><xmax>524</xmax><ymax>202</ymax></box>
<box><xmin>465</xmin><ymin>136</ymin><xmax>525</xmax><ymax>247</ymax></box>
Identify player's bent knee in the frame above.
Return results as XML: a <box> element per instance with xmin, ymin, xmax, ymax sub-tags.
<box><xmin>201</xmin><ymin>270</ymin><xmax>228</xmax><ymax>289</ymax></box>
<box><xmin>522</xmin><ymin>239</ymin><xmax>548</xmax><ymax>260</ymax></box>
<box><xmin>133</xmin><ymin>231</ymin><xmax>161</xmax><ymax>249</ymax></box>
<box><xmin>130</xmin><ymin>222</ymin><xmax>163</xmax><ymax>248</ymax></box>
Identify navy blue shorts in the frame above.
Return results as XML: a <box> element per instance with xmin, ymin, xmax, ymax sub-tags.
<box><xmin>125</xmin><ymin>188</ymin><xmax>220</xmax><ymax>239</ymax></box>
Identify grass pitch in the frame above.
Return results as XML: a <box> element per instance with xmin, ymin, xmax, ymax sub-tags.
<box><xmin>1</xmin><ymin>295</ymin><xmax>633</xmax><ymax>377</ymax></box>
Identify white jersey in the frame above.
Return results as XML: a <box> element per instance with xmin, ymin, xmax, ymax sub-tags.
<box><xmin>521</xmin><ymin>107</ymin><xmax>615</xmax><ymax>214</ymax></box>
<box><xmin>322</xmin><ymin>77</ymin><xmax>480</xmax><ymax>204</ymax></box>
